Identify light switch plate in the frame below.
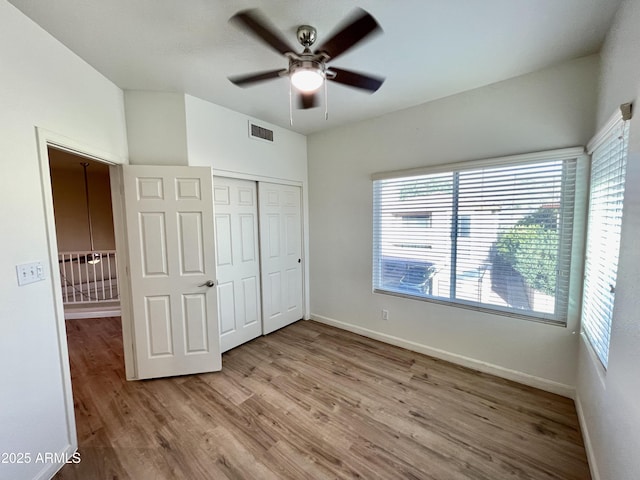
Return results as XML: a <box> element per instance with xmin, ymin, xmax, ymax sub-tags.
<box><xmin>16</xmin><ymin>262</ymin><xmax>45</xmax><ymax>286</ymax></box>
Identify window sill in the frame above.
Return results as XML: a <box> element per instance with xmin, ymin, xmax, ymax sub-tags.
<box><xmin>373</xmin><ymin>288</ymin><xmax>567</xmax><ymax>327</ymax></box>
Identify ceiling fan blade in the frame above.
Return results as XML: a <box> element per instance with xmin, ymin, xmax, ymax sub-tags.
<box><xmin>298</xmin><ymin>93</ymin><xmax>319</xmax><ymax>109</ymax></box>
<box><xmin>228</xmin><ymin>69</ymin><xmax>286</xmax><ymax>87</ymax></box>
<box><xmin>230</xmin><ymin>9</ymin><xmax>295</xmax><ymax>56</ymax></box>
<box><xmin>314</xmin><ymin>8</ymin><xmax>382</xmax><ymax>61</ymax></box>
<box><xmin>328</xmin><ymin>67</ymin><xmax>384</xmax><ymax>93</ymax></box>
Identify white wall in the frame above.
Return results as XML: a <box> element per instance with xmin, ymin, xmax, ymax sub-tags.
<box><xmin>576</xmin><ymin>0</ymin><xmax>640</xmax><ymax>478</ymax></box>
<box><xmin>184</xmin><ymin>95</ymin><xmax>307</xmax><ymax>181</ymax></box>
<box><xmin>124</xmin><ymin>91</ymin><xmax>189</xmax><ymax>165</ymax></box>
<box><xmin>0</xmin><ymin>2</ymin><xmax>128</xmax><ymax>479</ymax></box>
<box><xmin>307</xmin><ymin>55</ymin><xmax>599</xmax><ymax>394</ymax></box>
<box><xmin>184</xmin><ymin>95</ymin><xmax>311</xmax><ymax>319</ymax></box>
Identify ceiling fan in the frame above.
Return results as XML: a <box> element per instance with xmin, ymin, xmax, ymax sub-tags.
<box><xmin>228</xmin><ymin>8</ymin><xmax>384</xmax><ymax>118</ymax></box>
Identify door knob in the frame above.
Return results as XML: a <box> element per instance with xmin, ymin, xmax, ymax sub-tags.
<box><xmin>199</xmin><ymin>280</ymin><xmax>216</xmax><ymax>288</ymax></box>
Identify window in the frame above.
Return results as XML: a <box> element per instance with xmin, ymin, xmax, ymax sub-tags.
<box><xmin>372</xmin><ymin>149</ymin><xmax>581</xmax><ymax>324</ymax></box>
<box><xmin>458</xmin><ymin>215</ymin><xmax>471</xmax><ymax>238</ymax></box>
<box><xmin>582</xmin><ymin>108</ymin><xmax>630</xmax><ymax>368</ymax></box>
<box><xmin>400</xmin><ymin>212</ymin><xmax>432</xmax><ymax>228</ymax></box>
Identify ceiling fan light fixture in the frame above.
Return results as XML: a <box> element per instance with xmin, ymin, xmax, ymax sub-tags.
<box><xmin>290</xmin><ymin>66</ymin><xmax>324</xmax><ymax>93</ymax></box>
<box><xmin>86</xmin><ymin>252</ymin><xmax>102</xmax><ymax>265</ymax></box>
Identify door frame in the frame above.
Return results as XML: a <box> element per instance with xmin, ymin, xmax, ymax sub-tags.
<box><xmin>108</xmin><ymin>165</ymin><xmax>136</xmax><ymax>378</ymax></box>
<box><xmin>212</xmin><ymin>169</ymin><xmax>308</xmax><ymax>323</ymax></box>
<box><xmin>36</xmin><ymin>127</ymin><xmax>130</xmax><ymax>463</ymax></box>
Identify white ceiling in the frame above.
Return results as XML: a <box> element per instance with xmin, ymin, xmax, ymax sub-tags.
<box><xmin>8</xmin><ymin>0</ymin><xmax>621</xmax><ymax>135</ymax></box>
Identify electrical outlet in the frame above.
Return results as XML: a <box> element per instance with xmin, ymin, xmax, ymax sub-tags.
<box><xmin>16</xmin><ymin>262</ymin><xmax>45</xmax><ymax>286</ymax></box>
<box><xmin>382</xmin><ymin>309</ymin><xmax>389</xmax><ymax>321</ymax></box>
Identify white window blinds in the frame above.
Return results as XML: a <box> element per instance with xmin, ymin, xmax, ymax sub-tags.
<box><xmin>582</xmin><ymin>110</ymin><xmax>630</xmax><ymax>368</ymax></box>
<box><xmin>372</xmin><ymin>149</ymin><xmax>581</xmax><ymax>323</ymax></box>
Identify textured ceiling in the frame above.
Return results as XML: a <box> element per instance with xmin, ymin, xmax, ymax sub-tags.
<box><xmin>8</xmin><ymin>0</ymin><xmax>622</xmax><ymax>134</ymax></box>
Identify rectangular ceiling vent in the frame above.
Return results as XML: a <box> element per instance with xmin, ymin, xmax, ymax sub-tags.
<box><xmin>248</xmin><ymin>121</ymin><xmax>274</xmax><ymax>143</ymax></box>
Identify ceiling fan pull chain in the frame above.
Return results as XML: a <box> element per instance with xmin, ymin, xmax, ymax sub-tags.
<box><xmin>289</xmin><ymin>80</ymin><xmax>294</xmax><ymax>126</ymax></box>
<box><xmin>324</xmin><ymin>75</ymin><xmax>329</xmax><ymax>120</ymax></box>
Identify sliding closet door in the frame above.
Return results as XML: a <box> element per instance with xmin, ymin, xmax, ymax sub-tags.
<box><xmin>259</xmin><ymin>182</ymin><xmax>304</xmax><ymax>334</ymax></box>
<box><xmin>213</xmin><ymin>177</ymin><xmax>262</xmax><ymax>352</ymax></box>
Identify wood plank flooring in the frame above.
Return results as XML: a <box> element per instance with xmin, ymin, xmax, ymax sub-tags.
<box><xmin>55</xmin><ymin>317</ymin><xmax>591</xmax><ymax>479</ymax></box>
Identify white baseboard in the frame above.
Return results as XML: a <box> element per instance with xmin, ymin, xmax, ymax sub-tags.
<box><xmin>575</xmin><ymin>393</ymin><xmax>600</xmax><ymax>480</ymax></box>
<box><xmin>311</xmin><ymin>314</ymin><xmax>575</xmax><ymax>398</ymax></box>
<box><xmin>64</xmin><ymin>307</ymin><xmax>121</xmax><ymax>320</ymax></box>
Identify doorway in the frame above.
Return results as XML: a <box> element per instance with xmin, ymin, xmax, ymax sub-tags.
<box><xmin>44</xmin><ymin>146</ymin><xmax>127</xmax><ymax>381</ymax></box>
<box><xmin>48</xmin><ymin>148</ymin><xmax>121</xmax><ymax>319</ymax></box>
<box><xmin>36</xmin><ymin>128</ymin><xmax>129</xmax><ymax>477</ymax></box>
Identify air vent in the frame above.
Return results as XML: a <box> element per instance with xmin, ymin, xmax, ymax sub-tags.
<box><xmin>249</xmin><ymin>121</ymin><xmax>274</xmax><ymax>143</ymax></box>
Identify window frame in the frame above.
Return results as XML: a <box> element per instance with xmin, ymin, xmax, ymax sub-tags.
<box><xmin>372</xmin><ymin>147</ymin><xmax>587</xmax><ymax>325</ymax></box>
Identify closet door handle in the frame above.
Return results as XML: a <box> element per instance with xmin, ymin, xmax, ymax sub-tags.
<box><xmin>199</xmin><ymin>280</ymin><xmax>216</xmax><ymax>288</ymax></box>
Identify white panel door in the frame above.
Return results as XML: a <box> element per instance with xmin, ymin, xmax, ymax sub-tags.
<box><xmin>122</xmin><ymin>165</ymin><xmax>221</xmax><ymax>379</ymax></box>
<box><xmin>259</xmin><ymin>182</ymin><xmax>303</xmax><ymax>334</ymax></box>
<box><xmin>213</xmin><ymin>177</ymin><xmax>262</xmax><ymax>352</ymax></box>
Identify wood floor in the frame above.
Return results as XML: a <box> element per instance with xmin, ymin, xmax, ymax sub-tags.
<box><xmin>55</xmin><ymin>317</ymin><xmax>591</xmax><ymax>480</ymax></box>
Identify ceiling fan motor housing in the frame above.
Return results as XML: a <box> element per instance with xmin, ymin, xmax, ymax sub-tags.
<box><xmin>297</xmin><ymin>25</ymin><xmax>317</xmax><ymax>47</ymax></box>
<box><xmin>290</xmin><ymin>58</ymin><xmax>324</xmax><ymax>74</ymax></box>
